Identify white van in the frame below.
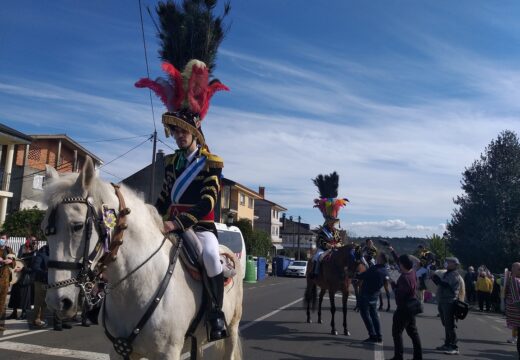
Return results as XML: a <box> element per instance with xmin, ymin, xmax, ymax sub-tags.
<box><xmin>215</xmin><ymin>223</ymin><xmax>247</xmax><ymax>279</ymax></box>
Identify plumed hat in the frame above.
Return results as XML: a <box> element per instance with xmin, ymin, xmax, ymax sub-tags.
<box><xmin>312</xmin><ymin>172</ymin><xmax>349</xmax><ymax>222</ymax></box>
<box><xmin>135</xmin><ymin>0</ymin><xmax>231</xmax><ymax>148</ymax></box>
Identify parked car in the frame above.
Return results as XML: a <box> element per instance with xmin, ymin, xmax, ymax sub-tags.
<box><xmin>216</xmin><ymin>222</ymin><xmax>247</xmax><ymax>279</ymax></box>
<box><xmin>285</xmin><ymin>260</ymin><xmax>308</xmax><ymax>277</ymax></box>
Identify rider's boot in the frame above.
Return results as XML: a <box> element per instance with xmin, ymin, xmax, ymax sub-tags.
<box><xmin>207</xmin><ymin>272</ymin><xmax>228</xmax><ymax>341</ymax></box>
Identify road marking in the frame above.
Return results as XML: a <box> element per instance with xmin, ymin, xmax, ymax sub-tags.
<box><xmin>0</xmin><ymin>341</ymin><xmax>109</xmax><ymax>360</ymax></box>
<box><xmin>181</xmin><ymin>297</ymin><xmax>304</xmax><ymax>359</ymax></box>
<box><xmin>240</xmin><ymin>297</ymin><xmax>303</xmax><ymax>331</ymax></box>
<box><xmin>374</xmin><ymin>342</ymin><xmax>385</xmax><ymax>360</ymax></box>
<box><xmin>0</xmin><ymin>329</ymin><xmax>48</xmax><ymax>341</ymax></box>
<box><xmin>492</xmin><ymin>325</ymin><xmax>506</xmax><ymax>334</ymax></box>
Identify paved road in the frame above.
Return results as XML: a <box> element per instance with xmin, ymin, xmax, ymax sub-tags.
<box><xmin>0</xmin><ymin>276</ymin><xmax>517</xmax><ymax>359</ymax></box>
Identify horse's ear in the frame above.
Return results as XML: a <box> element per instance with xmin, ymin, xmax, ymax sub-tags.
<box><xmin>77</xmin><ymin>156</ymin><xmax>96</xmax><ymax>190</ymax></box>
<box><xmin>45</xmin><ymin>165</ymin><xmax>59</xmax><ymax>180</ymax></box>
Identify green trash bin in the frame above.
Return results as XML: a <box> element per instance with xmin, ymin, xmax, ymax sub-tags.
<box><xmin>245</xmin><ymin>255</ymin><xmax>257</xmax><ymax>283</ymax></box>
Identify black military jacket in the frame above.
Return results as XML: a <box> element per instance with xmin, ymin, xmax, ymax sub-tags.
<box><xmin>155</xmin><ymin>147</ymin><xmax>222</xmax><ymax>234</ymax></box>
<box><xmin>316</xmin><ymin>227</ymin><xmax>342</xmax><ymax>251</ymax></box>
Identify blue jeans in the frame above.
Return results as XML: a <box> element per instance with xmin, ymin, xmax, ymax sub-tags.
<box><xmin>359</xmin><ymin>294</ymin><xmax>381</xmax><ymax>338</ymax></box>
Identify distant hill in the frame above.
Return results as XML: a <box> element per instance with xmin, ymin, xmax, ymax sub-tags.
<box><xmin>351</xmin><ymin>236</ymin><xmax>427</xmax><ymax>257</ymax></box>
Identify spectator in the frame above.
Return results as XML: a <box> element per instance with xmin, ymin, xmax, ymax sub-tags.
<box><xmin>31</xmin><ymin>244</ymin><xmax>49</xmax><ymax>328</ymax></box>
<box><xmin>476</xmin><ymin>271</ymin><xmax>493</xmax><ymax>312</ymax></box>
<box><xmin>415</xmin><ymin>265</ymin><xmax>428</xmax><ymax>304</ymax></box>
<box><xmin>8</xmin><ymin>237</ymin><xmax>36</xmax><ymax>320</ymax></box>
<box><xmin>464</xmin><ymin>266</ymin><xmax>477</xmax><ymax>304</ymax></box>
<box><xmin>357</xmin><ymin>253</ymin><xmax>390</xmax><ymax>343</ymax></box>
<box><xmin>432</xmin><ymin>257</ymin><xmax>462</xmax><ymax>355</ymax></box>
<box><xmin>389</xmin><ymin>254</ymin><xmax>423</xmax><ymax>360</ymax></box>
<box><xmin>505</xmin><ymin>263</ymin><xmax>520</xmax><ymax>358</ymax></box>
<box><xmin>0</xmin><ymin>232</ymin><xmax>15</xmax><ymax>330</ymax></box>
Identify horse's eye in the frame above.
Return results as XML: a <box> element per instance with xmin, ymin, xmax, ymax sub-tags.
<box><xmin>71</xmin><ymin>222</ymin><xmax>84</xmax><ymax>232</ymax></box>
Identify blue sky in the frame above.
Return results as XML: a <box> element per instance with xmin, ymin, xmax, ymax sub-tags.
<box><xmin>2</xmin><ymin>1</ymin><xmax>520</xmax><ymax>237</ymax></box>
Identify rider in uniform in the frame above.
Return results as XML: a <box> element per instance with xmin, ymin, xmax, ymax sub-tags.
<box><xmin>362</xmin><ymin>239</ymin><xmax>378</xmax><ymax>267</ymax></box>
<box><xmin>135</xmin><ymin>2</ymin><xmax>231</xmax><ymax>341</ymax></box>
<box><xmin>310</xmin><ymin>172</ymin><xmax>349</xmax><ymax>278</ymax></box>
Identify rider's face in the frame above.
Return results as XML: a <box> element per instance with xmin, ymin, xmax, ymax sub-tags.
<box><xmin>172</xmin><ymin>127</ymin><xmax>194</xmax><ymax>149</ymax></box>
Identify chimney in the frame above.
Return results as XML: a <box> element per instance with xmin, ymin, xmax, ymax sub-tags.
<box><xmin>156</xmin><ymin>149</ymin><xmax>164</xmax><ymax>162</ymax></box>
<box><xmin>258</xmin><ymin>186</ymin><xmax>265</xmax><ymax>198</ymax></box>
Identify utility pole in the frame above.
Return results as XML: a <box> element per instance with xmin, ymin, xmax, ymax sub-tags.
<box><xmin>297</xmin><ymin>216</ymin><xmax>301</xmax><ymax>260</ymax></box>
<box><xmin>149</xmin><ymin>130</ymin><xmax>157</xmax><ymax>203</ymax></box>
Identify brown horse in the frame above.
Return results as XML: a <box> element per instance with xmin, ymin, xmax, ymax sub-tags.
<box><xmin>304</xmin><ymin>244</ymin><xmax>361</xmax><ymax>336</ymax></box>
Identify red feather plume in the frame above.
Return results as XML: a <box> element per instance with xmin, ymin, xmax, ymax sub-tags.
<box><xmin>161</xmin><ymin>62</ymin><xmax>184</xmax><ymax>110</ymax></box>
<box><xmin>187</xmin><ymin>64</ymin><xmax>209</xmax><ymax>115</ymax></box>
<box><xmin>134</xmin><ymin>78</ymin><xmax>169</xmax><ymax>108</ymax></box>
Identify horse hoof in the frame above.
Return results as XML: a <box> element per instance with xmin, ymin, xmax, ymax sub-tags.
<box><xmin>344</xmin><ymin>330</ymin><xmax>351</xmax><ymax>336</ymax></box>
<box><xmin>331</xmin><ymin>330</ymin><xmax>338</xmax><ymax>335</ymax></box>
<box><xmin>307</xmin><ymin>319</ymin><xmax>312</xmax><ymax>323</ymax></box>
<box><xmin>318</xmin><ymin>319</ymin><xmax>323</xmax><ymax>324</ymax></box>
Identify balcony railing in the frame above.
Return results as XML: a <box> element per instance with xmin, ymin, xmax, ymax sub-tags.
<box><xmin>0</xmin><ymin>170</ymin><xmax>10</xmax><ymax>192</ymax></box>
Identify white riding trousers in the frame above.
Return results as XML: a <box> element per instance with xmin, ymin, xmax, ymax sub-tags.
<box><xmin>196</xmin><ymin>231</ymin><xmax>222</xmax><ymax>278</ymax></box>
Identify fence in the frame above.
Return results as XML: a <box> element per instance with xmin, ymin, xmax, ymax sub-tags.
<box><xmin>7</xmin><ymin>237</ymin><xmax>47</xmax><ymax>257</ymax></box>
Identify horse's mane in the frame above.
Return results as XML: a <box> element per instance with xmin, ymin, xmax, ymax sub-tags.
<box><xmin>43</xmin><ymin>172</ymin><xmax>163</xmax><ymax>228</ymax></box>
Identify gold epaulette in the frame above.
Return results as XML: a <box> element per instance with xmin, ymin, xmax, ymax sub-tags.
<box><xmin>201</xmin><ymin>149</ymin><xmax>224</xmax><ymax>169</ymax></box>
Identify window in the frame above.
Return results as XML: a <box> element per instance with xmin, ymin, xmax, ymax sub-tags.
<box><xmin>275</xmin><ymin>227</ymin><xmax>279</xmax><ymax>236</ymax></box>
<box><xmin>33</xmin><ymin>175</ymin><xmax>44</xmax><ymax>190</ymax></box>
<box><xmin>272</xmin><ymin>226</ymin><xmax>276</xmax><ymax>236</ymax></box>
<box><xmin>222</xmin><ymin>186</ymin><xmax>230</xmax><ymax>208</ymax></box>
<box><xmin>28</xmin><ymin>145</ymin><xmax>41</xmax><ymax>161</ymax></box>
<box><xmin>239</xmin><ymin>193</ymin><xmax>245</xmax><ymax>206</ymax></box>
<box><xmin>248</xmin><ymin>197</ymin><xmax>253</xmax><ymax>209</ymax></box>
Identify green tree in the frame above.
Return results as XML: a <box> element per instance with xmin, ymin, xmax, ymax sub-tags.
<box><xmin>427</xmin><ymin>233</ymin><xmax>452</xmax><ymax>264</ymax></box>
<box><xmin>233</xmin><ymin>218</ymin><xmax>272</xmax><ymax>257</ymax></box>
<box><xmin>447</xmin><ymin>130</ymin><xmax>520</xmax><ymax>271</ymax></box>
<box><xmin>2</xmin><ymin>208</ymin><xmax>46</xmax><ymax>239</ymax></box>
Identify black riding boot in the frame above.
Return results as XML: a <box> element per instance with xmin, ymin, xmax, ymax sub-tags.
<box><xmin>207</xmin><ymin>272</ymin><xmax>228</xmax><ymax>341</ymax></box>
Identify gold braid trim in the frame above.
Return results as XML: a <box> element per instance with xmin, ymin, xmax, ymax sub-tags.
<box><xmin>200</xmin><ymin>186</ymin><xmax>218</xmax><ymax>198</ymax></box>
<box><xmin>179</xmin><ymin>212</ymin><xmax>198</xmax><ymax>224</ymax></box>
<box><xmin>201</xmin><ymin>194</ymin><xmax>215</xmax><ymax>209</ymax></box>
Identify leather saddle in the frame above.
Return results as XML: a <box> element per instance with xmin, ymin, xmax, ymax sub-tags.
<box><xmin>178</xmin><ymin>229</ymin><xmax>236</xmax><ymax>285</ymax></box>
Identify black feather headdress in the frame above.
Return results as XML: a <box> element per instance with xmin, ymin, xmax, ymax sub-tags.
<box><xmin>135</xmin><ymin>0</ymin><xmax>231</xmax><ymax>147</ymax></box>
<box><xmin>312</xmin><ymin>172</ymin><xmax>349</xmax><ymax>221</ymax></box>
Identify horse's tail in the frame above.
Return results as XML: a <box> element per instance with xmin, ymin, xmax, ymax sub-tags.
<box><xmin>304</xmin><ymin>281</ymin><xmax>318</xmax><ymax>312</ymax></box>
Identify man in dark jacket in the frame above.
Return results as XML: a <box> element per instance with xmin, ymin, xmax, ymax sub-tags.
<box><xmin>432</xmin><ymin>257</ymin><xmax>462</xmax><ymax>355</ymax></box>
<box><xmin>357</xmin><ymin>253</ymin><xmax>390</xmax><ymax>343</ymax></box>
<box><xmin>464</xmin><ymin>266</ymin><xmax>477</xmax><ymax>304</ymax></box>
<box><xmin>31</xmin><ymin>245</ymin><xmax>49</xmax><ymax>328</ymax></box>
<box><xmin>390</xmin><ymin>254</ymin><xmax>423</xmax><ymax>360</ymax></box>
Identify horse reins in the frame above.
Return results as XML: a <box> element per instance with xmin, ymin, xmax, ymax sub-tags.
<box><xmin>44</xmin><ymin>183</ymin><xmax>191</xmax><ymax>359</ymax></box>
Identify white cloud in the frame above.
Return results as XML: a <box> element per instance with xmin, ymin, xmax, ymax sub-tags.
<box><xmin>349</xmin><ymin>219</ymin><xmax>446</xmax><ymax>237</ymax></box>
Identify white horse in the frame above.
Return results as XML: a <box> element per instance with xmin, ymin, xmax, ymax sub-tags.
<box><xmin>42</xmin><ymin>157</ymin><xmax>243</xmax><ymax>360</ymax></box>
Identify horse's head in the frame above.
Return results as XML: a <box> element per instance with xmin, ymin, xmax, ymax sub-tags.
<box><xmin>42</xmin><ymin>157</ymin><xmax>106</xmax><ymax>318</ymax></box>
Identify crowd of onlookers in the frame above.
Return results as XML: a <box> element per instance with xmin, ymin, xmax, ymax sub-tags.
<box><xmin>355</xmin><ymin>239</ymin><xmax>520</xmax><ymax>359</ymax></box>
<box><xmin>0</xmin><ymin>232</ymin><xmax>90</xmax><ymax>332</ymax></box>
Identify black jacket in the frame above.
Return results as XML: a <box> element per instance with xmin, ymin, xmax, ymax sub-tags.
<box><xmin>155</xmin><ymin>148</ymin><xmax>222</xmax><ymax>235</ymax></box>
<box><xmin>31</xmin><ymin>246</ymin><xmax>49</xmax><ymax>284</ymax></box>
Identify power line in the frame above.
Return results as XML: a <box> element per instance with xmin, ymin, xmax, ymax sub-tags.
<box><xmin>156</xmin><ymin>138</ymin><xmax>176</xmax><ymax>152</ymax></box>
<box><xmin>100</xmin><ymin>135</ymin><xmax>153</xmax><ymax>169</ymax></box>
<box><xmin>77</xmin><ymin>134</ymin><xmax>150</xmax><ymax>144</ymax></box>
<box><xmin>138</xmin><ymin>0</ymin><xmax>157</xmax><ymax>131</ymax></box>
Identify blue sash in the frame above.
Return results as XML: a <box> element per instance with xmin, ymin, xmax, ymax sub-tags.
<box><xmin>170</xmin><ymin>155</ymin><xmax>207</xmax><ymax>204</ymax></box>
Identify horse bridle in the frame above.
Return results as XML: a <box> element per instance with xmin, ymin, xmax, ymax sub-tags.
<box><xmin>45</xmin><ymin>184</ymin><xmax>130</xmax><ymax>307</ymax></box>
